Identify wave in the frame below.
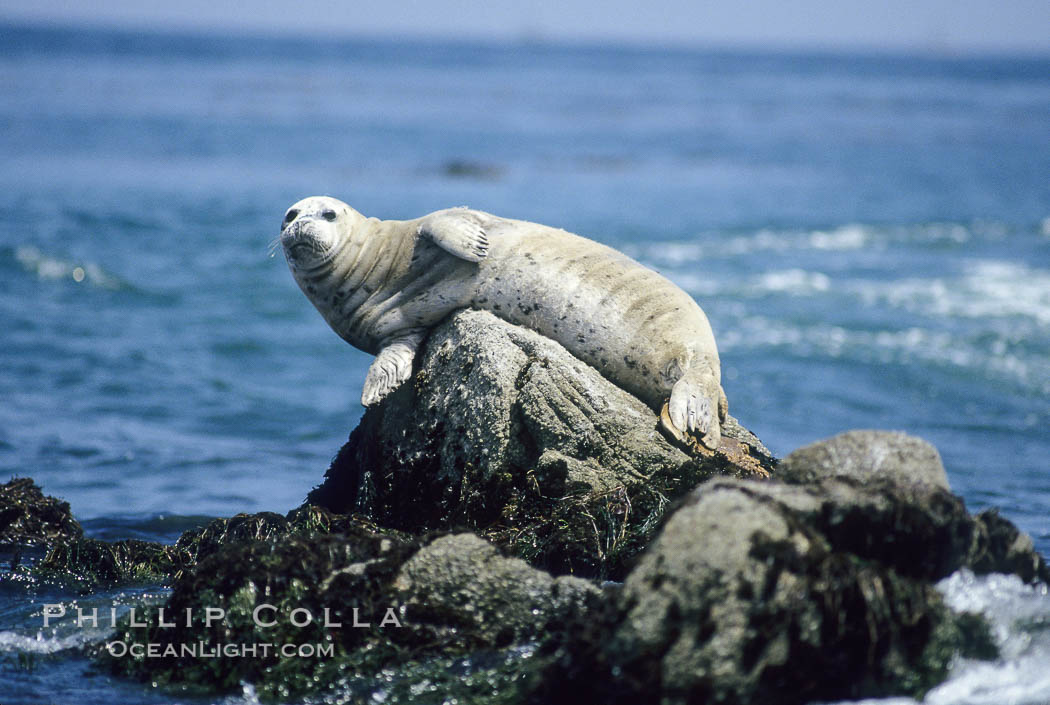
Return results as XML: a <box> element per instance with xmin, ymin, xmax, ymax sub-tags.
<box><xmin>714</xmin><ymin>259</ymin><xmax>1050</xmax><ymax>326</ymax></box>
<box><xmin>627</xmin><ymin>225</ymin><xmax>868</xmax><ymax>264</ymax></box>
<box><xmin>923</xmin><ymin>570</ymin><xmax>1050</xmax><ymax>705</ymax></box>
<box><xmin>635</xmin><ymin>220</ymin><xmax>1040</xmax><ymax>266</ymax></box>
<box><xmin>824</xmin><ymin>570</ymin><xmax>1050</xmax><ymax>705</ymax></box>
<box><xmin>719</xmin><ymin>317</ymin><xmax>1049</xmax><ymax>395</ymax></box>
<box><xmin>852</xmin><ymin>260</ymin><xmax>1050</xmax><ymax>326</ymax></box>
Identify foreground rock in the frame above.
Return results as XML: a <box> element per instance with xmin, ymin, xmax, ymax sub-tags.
<box><xmin>1</xmin><ymin>481</ymin><xmax>592</xmax><ymax>700</ymax></box>
<box><xmin>531</xmin><ymin>432</ymin><xmax>1047</xmax><ymax>705</ymax></box>
<box><xmin>780</xmin><ymin>430</ymin><xmax>1048</xmax><ymax>583</ymax></box>
<box><xmin>309</xmin><ymin>310</ymin><xmax>774</xmax><ymax>579</ymax></box>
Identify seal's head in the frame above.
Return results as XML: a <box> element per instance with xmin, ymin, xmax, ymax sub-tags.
<box><xmin>280</xmin><ymin>196</ymin><xmax>359</xmax><ymax>270</ymax></box>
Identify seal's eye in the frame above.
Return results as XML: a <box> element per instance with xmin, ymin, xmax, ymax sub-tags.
<box><xmin>284</xmin><ymin>209</ymin><xmax>299</xmax><ymax>223</ymax></box>
<box><xmin>322</xmin><ymin>210</ymin><xmax>338</xmax><ymax>222</ymax></box>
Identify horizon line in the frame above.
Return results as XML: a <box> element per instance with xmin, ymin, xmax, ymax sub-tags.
<box><xmin>3</xmin><ymin>15</ymin><xmax>1049</xmax><ymax>61</ymax></box>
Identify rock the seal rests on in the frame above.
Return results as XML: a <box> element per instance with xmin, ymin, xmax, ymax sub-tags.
<box><xmin>279</xmin><ymin>196</ymin><xmax>728</xmax><ymax>449</ymax></box>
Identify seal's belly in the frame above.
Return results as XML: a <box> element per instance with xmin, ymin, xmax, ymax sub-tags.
<box><xmin>470</xmin><ymin>220</ymin><xmax>717</xmax><ymax>406</ymax></box>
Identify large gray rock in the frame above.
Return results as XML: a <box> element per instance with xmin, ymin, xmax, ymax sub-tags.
<box><xmin>309</xmin><ymin>309</ymin><xmax>774</xmax><ymax>579</ymax></box>
<box><xmin>534</xmin><ymin>471</ymin><xmax>1046</xmax><ymax>705</ymax></box>
<box><xmin>597</xmin><ymin>478</ymin><xmax>972</xmax><ymax>703</ymax></box>
<box><xmin>779</xmin><ymin>430</ymin><xmax>950</xmax><ymax>489</ymax></box>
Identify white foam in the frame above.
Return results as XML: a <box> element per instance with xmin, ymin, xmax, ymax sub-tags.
<box><xmin>851</xmin><ymin>259</ymin><xmax>1050</xmax><ymax>326</ymax></box>
<box><xmin>0</xmin><ymin>629</ymin><xmax>97</xmax><ymax>654</ymax></box>
<box><xmin>215</xmin><ymin>682</ymin><xmax>263</xmax><ymax>705</ymax></box>
<box><xmin>719</xmin><ymin>317</ymin><xmax>1049</xmax><ymax>394</ymax></box>
<box><xmin>809</xmin><ymin>224</ymin><xmax>869</xmax><ymax>250</ymax></box>
<box><xmin>754</xmin><ymin>269</ymin><xmax>832</xmax><ymax>295</ymax></box>
<box><xmin>822</xmin><ymin>571</ymin><xmax>1050</xmax><ymax>705</ymax></box>
<box><xmin>639</xmin><ymin>222</ymin><xmax>982</xmax><ymax>266</ymax></box>
<box><xmin>923</xmin><ymin>571</ymin><xmax>1050</xmax><ymax>705</ymax></box>
<box><xmin>706</xmin><ymin>256</ymin><xmax>1050</xmax><ymax>393</ymax></box>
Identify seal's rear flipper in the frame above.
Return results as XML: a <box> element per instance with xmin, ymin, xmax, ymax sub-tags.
<box><xmin>660</xmin><ymin>374</ymin><xmax>724</xmax><ymax>452</ymax></box>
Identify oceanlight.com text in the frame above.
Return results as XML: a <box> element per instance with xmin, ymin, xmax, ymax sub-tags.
<box><xmin>105</xmin><ymin>641</ymin><xmax>336</xmax><ymax>659</ymax></box>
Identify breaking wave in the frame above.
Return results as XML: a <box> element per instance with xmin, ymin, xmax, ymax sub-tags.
<box><xmin>826</xmin><ymin>571</ymin><xmax>1050</xmax><ymax>705</ymax></box>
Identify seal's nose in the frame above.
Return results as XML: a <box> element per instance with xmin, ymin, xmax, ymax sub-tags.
<box><xmin>283</xmin><ymin>219</ymin><xmax>304</xmax><ymax>239</ymax></box>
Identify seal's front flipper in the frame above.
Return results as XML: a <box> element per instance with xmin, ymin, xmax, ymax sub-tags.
<box><xmin>361</xmin><ymin>332</ymin><xmax>424</xmax><ymax>406</ymax></box>
<box><xmin>659</xmin><ymin>374</ymin><xmax>724</xmax><ymax>452</ymax></box>
<box><xmin>418</xmin><ymin>209</ymin><xmax>490</xmax><ymax>262</ymax></box>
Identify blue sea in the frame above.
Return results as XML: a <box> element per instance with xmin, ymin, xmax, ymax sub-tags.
<box><xmin>1</xmin><ymin>23</ymin><xmax>1048</xmax><ymax>704</ymax></box>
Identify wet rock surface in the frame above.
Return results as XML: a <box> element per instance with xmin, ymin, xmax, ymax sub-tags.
<box><xmin>309</xmin><ymin>309</ymin><xmax>774</xmax><ymax>579</ymax></box>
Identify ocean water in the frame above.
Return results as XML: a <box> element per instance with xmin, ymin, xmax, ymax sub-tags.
<box><xmin>0</xmin><ymin>23</ymin><xmax>1048</xmax><ymax>704</ymax></box>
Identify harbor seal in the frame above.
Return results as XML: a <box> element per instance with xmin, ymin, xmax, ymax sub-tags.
<box><xmin>279</xmin><ymin>196</ymin><xmax>728</xmax><ymax>449</ymax></box>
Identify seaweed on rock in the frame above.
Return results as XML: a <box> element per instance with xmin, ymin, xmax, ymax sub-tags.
<box><xmin>101</xmin><ymin>529</ymin><xmax>598</xmax><ymax>699</ymax></box>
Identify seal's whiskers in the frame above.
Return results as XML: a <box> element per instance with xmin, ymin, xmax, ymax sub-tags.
<box><xmin>267</xmin><ymin>235</ymin><xmax>282</xmax><ymax>258</ymax></box>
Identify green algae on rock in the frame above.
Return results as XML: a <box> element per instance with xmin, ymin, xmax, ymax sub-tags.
<box><xmin>1</xmin><ymin>477</ymin><xmax>82</xmax><ymax>557</ymax></box>
<box><xmin>0</xmin><ymin>477</ymin><xmax>173</xmax><ymax>590</ymax></box>
<box><xmin>103</xmin><ymin>529</ymin><xmax>418</xmax><ymax>697</ymax></box>
<box><xmin>168</xmin><ymin>505</ymin><xmax>409</xmax><ymax>572</ymax></box>
<box><xmin>101</xmin><ymin>527</ymin><xmax>598</xmax><ymax>699</ymax></box>
<box><xmin>25</xmin><ymin>504</ymin><xmax>408</xmax><ymax>592</ymax></box>
<box><xmin>34</xmin><ymin>538</ymin><xmax>175</xmax><ymax>591</ymax></box>
<box><xmin>968</xmin><ymin>507</ymin><xmax>1050</xmax><ymax>584</ymax></box>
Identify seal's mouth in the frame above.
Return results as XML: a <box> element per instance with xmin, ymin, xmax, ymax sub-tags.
<box><xmin>281</xmin><ymin>221</ymin><xmax>333</xmax><ymax>264</ymax></box>
<box><xmin>286</xmin><ymin>241</ymin><xmax>313</xmax><ymax>258</ymax></box>
<box><xmin>284</xmin><ymin>238</ymin><xmax>327</xmax><ymax>261</ymax></box>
